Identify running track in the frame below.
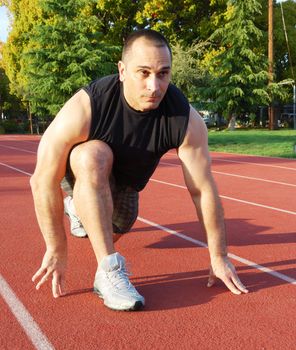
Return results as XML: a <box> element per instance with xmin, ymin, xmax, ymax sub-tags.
<box><xmin>0</xmin><ymin>134</ymin><xmax>295</xmax><ymax>350</ymax></box>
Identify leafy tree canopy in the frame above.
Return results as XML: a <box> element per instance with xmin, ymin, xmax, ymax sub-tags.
<box><xmin>3</xmin><ymin>0</ymin><xmax>120</xmax><ymax>116</ymax></box>
<box><xmin>1</xmin><ymin>0</ymin><xmax>295</xmax><ymax>122</ymax></box>
<box><xmin>199</xmin><ymin>0</ymin><xmax>272</xmax><ymax>117</ymax></box>
<box><xmin>22</xmin><ymin>0</ymin><xmax>120</xmax><ymax>116</ymax></box>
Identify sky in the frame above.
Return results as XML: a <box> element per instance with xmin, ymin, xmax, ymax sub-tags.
<box><xmin>0</xmin><ymin>6</ymin><xmax>10</xmax><ymax>42</ymax></box>
<box><xmin>0</xmin><ymin>1</ymin><xmax>292</xmax><ymax>43</ymax></box>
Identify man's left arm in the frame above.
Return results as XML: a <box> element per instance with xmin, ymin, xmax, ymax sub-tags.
<box><xmin>177</xmin><ymin>106</ymin><xmax>248</xmax><ymax>295</ymax></box>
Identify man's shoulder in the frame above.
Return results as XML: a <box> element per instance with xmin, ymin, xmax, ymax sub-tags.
<box><xmin>83</xmin><ymin>74</ymin><xmax>120</xmax><ymax>97</ymax></box>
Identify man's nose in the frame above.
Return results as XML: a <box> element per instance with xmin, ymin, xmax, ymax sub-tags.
<box><xmin>147</xmin><ymin>75</ymin><xmax>159</xmax><ymax>92</ymax></box>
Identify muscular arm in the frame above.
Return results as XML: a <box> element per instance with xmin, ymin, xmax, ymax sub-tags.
<box><xmin>177</xmin><ymin>106</ymin><xmax>248</xmax><ymax>294</ymax></box>
<box><xmin>30</xmin><ymin>89</ymin><xmax>91</xmax><ymax>297</ymax></box>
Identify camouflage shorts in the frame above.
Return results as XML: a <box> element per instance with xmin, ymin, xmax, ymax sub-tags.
<box><xmin>61</xmin><ymin>173</ymin><xmax>138</xmax><ymax>234</ymax></box>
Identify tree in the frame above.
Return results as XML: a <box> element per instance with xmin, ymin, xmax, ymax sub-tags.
<box><xmin>3</xmin><ymin>0</ymin><xmax>121</xmax><ymax>117</ymax></box>
<box><xmin>21</xmin><ymin>0</ymin><xmax>120</xmax><ymax>116</ymax></box>
<box><xmin>0</xmin><ymin>42</ymin><xmax>26</xmax><ymax>120</ymax></box>
<box><xmin>273</xmin><ymin>0</ymin><xmax>296</xmax><ymax>82</ymax></box>
<box><xmin>2</xmin><ymin>0</ymin><xmax>41</xmax><ymax>101</ymax></box>
<box><xmin>95</xmin><ymin>0</ymin><xmax>141</xmax><ymax>45</ymax></box>
<box><xmin>254</xmin><ymin>0</ymin><xmax>296</xmax><ymax>83</ymax></box>
<box><xmin>199</xmin><ymin>0</ymin><xmax>271</xmax><ymax>125</ymax></box>
<box><xmin>135</xmin><ymin>0</ymin><xmax>227</xmax><ymax>45</ymax></box>
<box><xmin>171</xmin><ymin>41</ymin><xmax>209</xmax><ymax>102</ymax></box>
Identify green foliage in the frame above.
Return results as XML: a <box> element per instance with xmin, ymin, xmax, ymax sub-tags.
<box><xmin>171</xmin><ymin>41</ymin><xmax>209</xmax><ymax>101</ymax></box>
<box><xmin>2</xmin><ymin>0</ymin><xmax>296</xmax><ymax>123</ymax></box>
<box><xmin>253</xmin><ymin>0</ymin><xmax>296</xmax><ymax>89</ymax></box>
<box><xmin>2</xmin><ymin>0</ymin><xmax>41</xmax><ymax>100</ymax></box>
<box><xmin>136</xmin><ymin>0</ymin><xmax>227</xmax><ymax>45</ymax></box>
<box><xmin>96</xmin><ymin>0</ymin><xmax>141</xmax><ymax>44</ymax></box>
<box><xmin>199</xmin><ymin>0</ymin><xmax>270</xmax><ymax>117</ymax></box>
<box><xmin>0</xmin><ymin>65</ymin><xmax>26</xmax><ymax>119</ymax></box>
<box><xmin>3</xmin><ymin>0</ymin><xmax>121</xmax><ymax>117</ymax></box>
<box><xmin>21</xmin><ymin>0</ymin><xmax>120</xmax><ymax>116</ymax></box>
<box><xmin>273</xmin><ymin>0</ymin><xmax>296</xmax><ymax>82</ymax></box>
<box><xmin>0</xmin><ymin>119</ymin><xmax>29</xmax><ymax>134</ymax></box>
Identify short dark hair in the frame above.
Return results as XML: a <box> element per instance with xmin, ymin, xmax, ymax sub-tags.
<box><xmin>122</xmin><ymin>29</ymin><xmax>172</xmax><ymax>61</ymax></box>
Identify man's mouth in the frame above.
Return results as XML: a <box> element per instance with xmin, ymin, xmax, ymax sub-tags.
<box><xmin>144</xmin><ymin>95</ymin><xmax>161</xmax><ymax>101</ymax></box>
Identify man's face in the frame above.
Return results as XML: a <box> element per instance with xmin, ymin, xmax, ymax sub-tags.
<box><xmin>118</xmin><ymin>38</ymin><xmax>172</xmax><ymax>112</ymax></box>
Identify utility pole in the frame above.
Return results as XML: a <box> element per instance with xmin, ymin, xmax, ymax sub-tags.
<box><xmin>268</xmin><ymin>0</ymin><xmax>276</xmax><ymax>130</ymax></box>
<box><xmin>293</xmin><ymin>82</ymin><xmax>296</xmax><ymax>130</ymax></box>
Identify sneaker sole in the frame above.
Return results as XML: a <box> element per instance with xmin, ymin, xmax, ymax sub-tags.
<box><xmin>93</xmin><ymin>287</ymin><xmax>144</xmax><ymax>311</ymax></box>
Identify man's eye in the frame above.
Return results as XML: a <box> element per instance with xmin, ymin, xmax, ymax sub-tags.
<box><xmin>140</xmin><ymin>70</ymin><xmax>149</xmax><ymax>77</ymax></box>
<box><xmin>159</xmin><ymin>71</ymin><xmax>169</xmax><ymax>78</ymax></box>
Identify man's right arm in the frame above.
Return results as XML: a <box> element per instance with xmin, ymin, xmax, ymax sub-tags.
<box><xmin>30</xmin><ymin>89</ymin><xmax>91</xmax><ymax>297</ymax></box>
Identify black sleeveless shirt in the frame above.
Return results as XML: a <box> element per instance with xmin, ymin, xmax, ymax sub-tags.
<box><xmin>83</xmin><ymin>74</ymin><xmax>190</xmax><ymax>191</ymax></box>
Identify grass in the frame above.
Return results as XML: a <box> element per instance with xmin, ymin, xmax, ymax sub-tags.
<box><xmin>207</xmin><ymin>128</ymin><xmax>296</xmax><ymax>158</ymax></box>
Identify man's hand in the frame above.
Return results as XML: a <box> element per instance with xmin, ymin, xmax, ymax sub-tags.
<box><xmin>32</xmin><ymin>248</ymin><xmax>67</xmax><ymax>298</ymax></box>
<box><xmin>207</xmin><ymin>256</ymin><xmax>249</xmax><ymax>295</ymax></box>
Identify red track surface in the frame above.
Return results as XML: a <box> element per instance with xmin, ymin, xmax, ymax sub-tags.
<box><xmin>0</xmin><ymin>135</ymin><xmax>295</xmax><ymax>350</ymax></box>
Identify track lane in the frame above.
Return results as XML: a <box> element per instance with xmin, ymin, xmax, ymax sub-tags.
<box><xmin>1</xmin><ymin>135</ymin><xmax>296</xmax><ymax>349</ymax></box>
<box><xmin>1</xmin><ymin>137</ymin><xmax>294</xmax><ymax>278</ymax></box>
<box><xmin>152</xmin><ymin>168</ymin><xmax>296</xmax><ymax>215</ymax></box>
<box><xmin>164</xmin><ymin>151</ymin><xmax>296</xmax><ymax>183</ymax></box>
<box><xmin>0</xmin><ymin>294</ymin><xmax>35</xmax><ymax>350</ymax></box>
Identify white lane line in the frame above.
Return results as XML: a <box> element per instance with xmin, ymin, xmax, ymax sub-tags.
<box><xmin>137</xmin><ymin>217</ymin><xmax>296</xmax><ymax>285</ymax></box>
<box><xmin>151</xmin><ymin>178</ymin><xmax>185</xmax><ymax>189</ymax></box>
<box><xmin>211</xmin><ymin>150</ymin><xmax>296</xmax><ymax>162</ymax></box>
<box><xmin>0</xmin><ymin>144</ymin><xmax>37</xmax><ymax>154</ymax></box>
<box><xmin>220</xmin><ymin>195</ymin><xmax>296</xmax><ymax>216</ymax></box>
<box><xmin>0</xmin><ymin>274</ymin><xmax>55</xmax><ymax>350</ymax></box>
<box><xmin>159</xmin><ymin>161</ymin><xmax>178</xmax><ymax>167</ymax></box>
<box><xmin>0</xmin><ymin>162</ymin><xmax>32</xmax><ymax>177</ymax></box>
<box><xmin>160</xmin><ymin>161</ymin><xmax>296</xmax><ymax>187</ymax></box>
<box><xmin>150</xmin><ymin>178</ymin><xmax>296</xmax><ymax>216</ymax></box>
<box><xmin>20</xmin><ymin>139</ymin><xmax>41</xmax><ymax>144</ymax></box>
<box><xmin>212</xmin><ymin>171</ymin><xmax>296</xmax><ymax>187</ymax></box>
<box><xmin>0</xmin><ymin>163</ymin><xmax>53</xmax><ymax>349</ymax></box>
<box><xmin>212</xmin><ymin>158</ymin><xmax>296</xmax><ymax>171</ymax></box>
<box><xmin>166</xmin><ymin>150</ymin><xmax>296</xmax><ymax>170</ymax></box>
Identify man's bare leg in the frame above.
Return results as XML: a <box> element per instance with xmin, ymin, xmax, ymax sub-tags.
<box><xmin>69</xmin><ymin>140</ymin><xmax>115</xmax><ymax>264</ymax></box>
<box><xmin>68</xmin><ymin>140</ymin><xmax>144</xmax><ymax>310</ymax></box>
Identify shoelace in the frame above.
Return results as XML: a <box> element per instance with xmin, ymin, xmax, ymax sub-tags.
<box><xmin>108</xmin><ymin>262</ymin><xmax>133</xmax><ymax>290</ymax></box>
<box><xmin>69</xmin><ymin>211</ymin><xmax>83</xmax><ymax>229</ymax></box>
<box><xmin>65</xmin><ymin>198</ymin><xmax>83</xmax><ymax>229</ymax></box>
<box><xmin>72</xmin><ymin>216</ymin><xmax>82</xmax><ymax>229</ymax></box>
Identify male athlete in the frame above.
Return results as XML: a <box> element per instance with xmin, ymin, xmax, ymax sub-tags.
<box><xmin>30</xmin><ymin>29</ymin><xmax>248</xmax><ymax>311</ymax></box>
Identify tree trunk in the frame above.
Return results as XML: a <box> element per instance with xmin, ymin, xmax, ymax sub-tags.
<box><xmin>228</xmin><ymin>115</ymin><xmax>236</xmax><ymax>130</ymax></box>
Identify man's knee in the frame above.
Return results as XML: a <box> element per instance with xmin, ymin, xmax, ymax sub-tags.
<box><xmin>69</xmin><ymin>140</ymin><xmax>113</xmax><ymax>183</ymax></box>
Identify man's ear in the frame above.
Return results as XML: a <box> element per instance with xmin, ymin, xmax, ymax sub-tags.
<box><xmin>118</xmin><ymin>61</ymin><xmax>126</xmax><ymax>82</ymax></box>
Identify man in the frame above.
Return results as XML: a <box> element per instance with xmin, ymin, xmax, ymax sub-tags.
<box><xmin>31</xmin><ymin>29</ymin><xmax>248</xmax><ymax>312</ymax></box>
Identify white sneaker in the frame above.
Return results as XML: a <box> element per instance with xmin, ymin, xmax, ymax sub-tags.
<box><xmin>94</xmin><ymin>253</ymin><xmax>145</xmax><ymax>311</ymax></box>
<box><xmin>64</xmin><ymin>196</ymin><xmax>88</xmax><ymax>238</ymax></box>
